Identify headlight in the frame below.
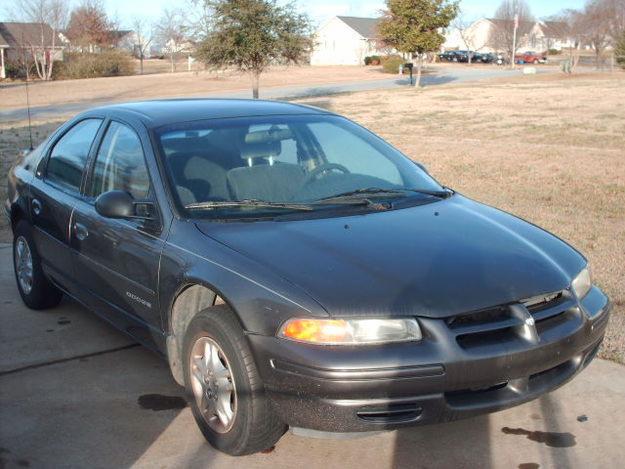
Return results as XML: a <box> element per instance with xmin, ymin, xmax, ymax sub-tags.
<box><xmin>571</xmin><ymin>267</ymin><xmax>592</xmax><ymax>299</ymax></box>
<box><xmin>277</xmin><ymin>318</ymin><xmax>422</xmax><ymax>345</ymax></box>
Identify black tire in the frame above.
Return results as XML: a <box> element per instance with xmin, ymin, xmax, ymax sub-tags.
<box><xmin>13</xmin><ymin>220</ymin><xmax>63</xmax><ymax>310</ymax></box>
<box><xmin>182</xmin><ymin>305</ymin><xmax>286</xmax><ymax>455</ymax></box>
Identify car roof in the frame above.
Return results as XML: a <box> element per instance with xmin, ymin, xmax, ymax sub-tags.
<box><xmin>85</xmin><ymin>99</ymin><xmax>330</xmax><ymax>128</ymax></box>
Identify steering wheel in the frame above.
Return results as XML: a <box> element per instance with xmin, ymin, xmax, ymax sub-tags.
<box><xmin>302</xmin><ymin>163</ymin><xmax>350</xmax><ymax>186</ymax></box>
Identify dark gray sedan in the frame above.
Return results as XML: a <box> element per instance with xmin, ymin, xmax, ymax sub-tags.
<box><xmin>5</xmin><ymin>99</ymin><xmax>610</xmax><ymax>455</ymax></box>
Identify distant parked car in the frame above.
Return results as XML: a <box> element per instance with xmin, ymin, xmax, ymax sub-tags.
<box><xmin>438</xmin><ymin>51</ymin><xmax>458</xmax><ymax>62</ymax></box>
<box><xmin>438</xmin><ymin>51</ymin><xmax>471</xmax><ymax>63</ymax></box>
<box><xmin>454</xmin><ymin>50</ymin><xmax>470</xmax><ymax>63</ymax></box>
<box><xmin>515</xmin><ymin>51</ymin><xmax>547</xmax><ymax>64</ymax></box>
<box><xmin>472</xmin><ymin>52</ymin><xmax>493</xmax><ymax>63</ymax></box>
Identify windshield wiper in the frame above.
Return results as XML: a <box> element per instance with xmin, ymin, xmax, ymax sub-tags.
<box><xmin>319</xmin><ymin>187</ymin><xmax>451</xmax><ymax>202</ymax></box>
<box><xmin>185</xmin><ymin>199</ymin><xmax>315</xmax><ymax>211</ymax></box>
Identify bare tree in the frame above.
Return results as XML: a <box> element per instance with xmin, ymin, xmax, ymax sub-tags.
<box><xmin>550</xmin><ymin>9</ymin><xmax>583</xmax><ymax>73</ymax></box>
<box><xmin>155</xmin><ymin>8</ymin><xmax>188</xmax><ymax>73</ymax></box>
<box><xmin>11</xmin><ymin>0</ymin><xmax>68</xmax><ymax>80</ymax></box>
<box><xmin>605</xmin><ymin>0</ymin><xmax>625</xmax><ymax>42</ymax></box>
<box><xmin>453</xmin><ymin>11</ymin><xmax>486</xmax><ymax>63</ymax></box>
<box><xmin>488</xmin><ymin>0</ymin><xmax>534</xmax><ymax>65</ymax></box>
<box><xmin>185</xmin><ymin>0</ymin><xmax>214</xmax><ymax>42</ymax></box>
<box><xmin>65</xmin><ymin>0</ymin><xmax>112</xmax><ymax>52</ymax></box>
<box><xmin>130</xmin><ymin>17</ymin><xmax>153</xmax><ymax>74</ymax></box>
<box><xmin>578</xmin><ymin>0</ymin><xmax>613</xmax><ymax>69</ymax></box>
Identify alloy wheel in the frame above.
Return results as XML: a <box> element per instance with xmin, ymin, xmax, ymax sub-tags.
<box><xmin>15</xmin><ymin>236</ymin><xmax>34</xmax><ymax>295</ymax></box>
<box><xmin>189</xmin><ymin>336</ymin><xmax>237</xmax><ymax>433</ymax></box>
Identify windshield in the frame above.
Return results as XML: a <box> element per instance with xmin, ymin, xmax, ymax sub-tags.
<box><xmin>156</xmin><ymin>114</ymin><xmax>445</xmax><ymax>218</ymax></box>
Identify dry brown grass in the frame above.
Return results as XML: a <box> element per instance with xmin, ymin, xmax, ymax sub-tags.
<box><xmin>0</xmin><ymin>65</ymin><xmax>387</xmax><ymax>110</ymax></box>
<box><xmin>1</xmin><ymin>72</ymin><xmax>624</xmax><ymax>362</ymax></box>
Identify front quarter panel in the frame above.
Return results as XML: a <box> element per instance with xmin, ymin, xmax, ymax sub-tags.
<box><xmin>160</xmin><ymin>220</ymin><xmax>328</xmax><ymax>336</ymax></box>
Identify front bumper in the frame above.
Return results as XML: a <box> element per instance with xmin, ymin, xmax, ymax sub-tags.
<box><xmin>248</xmin><ymin>287</ymin><xmax>610</xmax><ymax>432</ymax></box>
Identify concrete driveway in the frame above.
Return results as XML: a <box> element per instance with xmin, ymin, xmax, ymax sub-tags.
<box><xmin>1</xmin><ymin>244</ymin><xmax>624</xmax><ymax>468</ymax></box>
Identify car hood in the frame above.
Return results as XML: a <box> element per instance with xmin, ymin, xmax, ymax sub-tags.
<box><xmin>195</xmin><ymin>195</ymin><xmax>585</xmax><ymax>319</ymax></box>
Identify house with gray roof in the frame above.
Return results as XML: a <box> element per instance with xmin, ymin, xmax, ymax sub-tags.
<box><xmin>311</xmin><ymin>16</ymin><xmax>387</xmax><ymax>66</ymax></box>
<box><xmin>0</xmin><ymin>22</ymin><xmax>65</xmax><ymax>79</ymax></box>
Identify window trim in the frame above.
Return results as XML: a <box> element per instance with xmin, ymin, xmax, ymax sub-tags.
<box><xmin>41</xmin><ymin>117</ymin><xmax>105</xmax><ymax>197</ymax></box>
<box><xmin>83</xmin><ymin>117</ymin><xmax>164</xmax><ymax>233</ymax></box>
<box><xmin>86</xmin><ymin>119</ymin><xmax>152</xmax><ymax>202</ymax></box>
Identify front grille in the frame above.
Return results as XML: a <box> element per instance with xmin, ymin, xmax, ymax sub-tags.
<box><xmin>523</xmin><ymin>291</ymin><xmax>564</xmax><ymax>312</ymax></box>
<box><xmin>446</xmin><ymin>306</ymin><xmax>510</xmax><ymax>329</ymax></box>
<box><xmin>446</xmin><ymin>291</ymin><xmax>576</xmax><ymax>351</ymax></box>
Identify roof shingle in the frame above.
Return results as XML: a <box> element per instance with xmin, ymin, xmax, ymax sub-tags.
<box><xmin>0</xmin><ymin>22</ymin><xmax>62</xmax><ymax>48</ymax></box>
<box><xmin>336</xmin><ymin>16</ymin><xmax>380</xmax><ymax>39</ymax></box>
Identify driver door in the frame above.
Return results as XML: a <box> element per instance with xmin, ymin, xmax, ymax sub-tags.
<box><xmin>70</xmin><ymin>120</ymin><xmax>164</xmax><ymax>339</ymax></box>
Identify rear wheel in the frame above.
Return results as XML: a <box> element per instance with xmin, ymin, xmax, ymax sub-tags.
<box><xmin>182</xmin><ymin>305</ymin><xmax>286</xmax><ymax>455</ymax></box>
<box><xmin>13</xmin><ymin>221</ymin><xmax>63</xmax><ymax>310</ymax></box>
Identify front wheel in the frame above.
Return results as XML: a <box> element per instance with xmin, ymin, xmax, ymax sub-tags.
<box><xmin>182</xmin><ymin>305</ymin><xmax>286</xmax><ymax>455</ymax></box>
<box><xmin>13</xmin><ymin>221</ymin><xmax>63</xmax><ymax>310</ymax></box>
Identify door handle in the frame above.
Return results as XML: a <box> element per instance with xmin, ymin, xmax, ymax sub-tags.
<box><xmin>32</xmin><ymin>199</ymin><xmax>42</xmax><ymax>216</ymax></box>
<box><xmin>74</xmin><ymin>222</ymin><xmax>89</xmax><ymax>241</ymax></box>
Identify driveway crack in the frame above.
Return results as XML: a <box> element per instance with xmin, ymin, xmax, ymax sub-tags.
<box><xmin>0</xmin><ymin>343</ymin><xmax>140</xmax><ymax>377</ymax></box>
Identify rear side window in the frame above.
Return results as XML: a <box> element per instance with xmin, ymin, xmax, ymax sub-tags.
<box><xmin>90</xmin><ymin>122</ymin><xmax>150</xmax><ymax>200</ymax></box>
<box><xmin>46</xmin><ymin>119</ymin><xmax>102</xmax><ymax>192</ymax></box>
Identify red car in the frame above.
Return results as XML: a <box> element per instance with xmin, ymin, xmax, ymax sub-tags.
<box><xmin>515</xmin><ymin>51</ymin><xmax>547</xmax><ymax>64</ymax></box>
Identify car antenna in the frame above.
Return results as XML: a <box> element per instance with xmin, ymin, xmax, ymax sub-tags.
<box><xmin>24</xmin><ymin>73</ymin><xmax>34</xmax><ymax>151</ymax></box>
<box><xmin>21</xmin><ymin>32</ymin><xmax>34</xmax><ymax>151</ymax></box>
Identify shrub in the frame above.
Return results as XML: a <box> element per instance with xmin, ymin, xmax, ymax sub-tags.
<box><xmin>381</xmin><ymin>55</ymin><xmax>405</xmax><ymax>74</ymax></box>
<box><xmin>3</xmin><ymin>60</ymin><xmax>28</xmax><ymax>79</ymax></box>
<box><xmin>364</xmin><ymin>55</ymin><xmax>381</xmax><ymax>65</ymax></box>
<box><xmin>54</xmin><ymin>50</ymin><xmax>135</xmax><ymax>79</ymax></box>
<box><xmin>616</xmin><ymin>33</ymin><xmax>625</xmax><ymax>69</ymax></box>
<box><xmin>547</xmin><ymin>48</ymin><xmax>560</xmax><ymax>56</ymax></box>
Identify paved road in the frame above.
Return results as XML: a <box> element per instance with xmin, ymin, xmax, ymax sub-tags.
<box><xmin>1</xmin><ymin>245</ymin><xmax>624</xmax><ymax>468</ymax></box>
<box><xmin>0</xmin><ymin>66</ymin><xmax>552</xmax><ymax>122</ymax></box>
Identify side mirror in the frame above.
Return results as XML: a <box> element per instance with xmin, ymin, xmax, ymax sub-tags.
<box><xmin>95</xmin><ymin>190</ymin><xmax>153</xmax><ymax>220</ymax></box>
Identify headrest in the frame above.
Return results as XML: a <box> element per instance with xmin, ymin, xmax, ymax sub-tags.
<box><xmin>240</xmin><ymin>141</ymin><xmax>281</xmax><ymax>160</ymax></box>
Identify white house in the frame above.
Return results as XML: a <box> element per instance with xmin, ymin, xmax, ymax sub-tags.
<box><xmin>444</xmin><ymin>18</ymin><xmax>575</xmax><ymax>53</ymax></box>
<box><xmin>311</xmin><ymin>16</ymin><xmax>387</xmax><ymax>66</ymax></box>
<box><xmin>530</xmin><ymin>21</ymin><xmax>576</xmax><ymax>51</ymax></box>
<box><xmin>443</xmin><ymin>17</ymin><xmax>494</xmax><ymax>52</ymax></box>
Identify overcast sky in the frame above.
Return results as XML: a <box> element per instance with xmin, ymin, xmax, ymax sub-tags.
<box><xmin>3</xmin><ymin>0</ymin><xmax>589</xmax><ymax>28</ymax></box>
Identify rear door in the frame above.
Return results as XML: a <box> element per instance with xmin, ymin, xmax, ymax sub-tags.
<box><xmin>70</xmin><ymin>120</ymin><xmax>165</xmax><ymax>340</ymax></box>
<box><xmin>29</xmin><ymin>118</ymin><xmax>103</xmax><ymax>291</ymax></box>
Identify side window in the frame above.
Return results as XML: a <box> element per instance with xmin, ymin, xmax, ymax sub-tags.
<box><xmin>46</xmin><ymin>119</ymin><xmax>102</xmax><ymax>192</ymax></box>
<box><xmin>307</xmin><ymin>122</ymin><xmax>402</xmax><ymax>185</ymax></box>
<box><xmin>90</xmin><ymin>122</ymin><xmax>150</xmax><ymax>200</ymax></box>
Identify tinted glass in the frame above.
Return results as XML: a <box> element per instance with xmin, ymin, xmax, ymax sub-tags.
<box><xmin>157</xmin><ymin>114</ymin><xmax>442</xmax><ymax>214</ymax></box>
<box><xmin>91</xmin><ymin>122</ymin><xmax>150</xmax><ymax>199</ymax></box>
<box><xmin>307</xmin><ymin>122</ymin><xmax>402</xmax><ymax>185</ymax></box>
<box><xmin>47</xmin><ymin>119</ymin><xmax>102</xmax><ymax>191</ymax></box>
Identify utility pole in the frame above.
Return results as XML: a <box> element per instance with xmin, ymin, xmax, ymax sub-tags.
<box><xmin>511</xmin><ymin>12</ymin><xmax>519</xmax><ymax>69</ymax></box>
